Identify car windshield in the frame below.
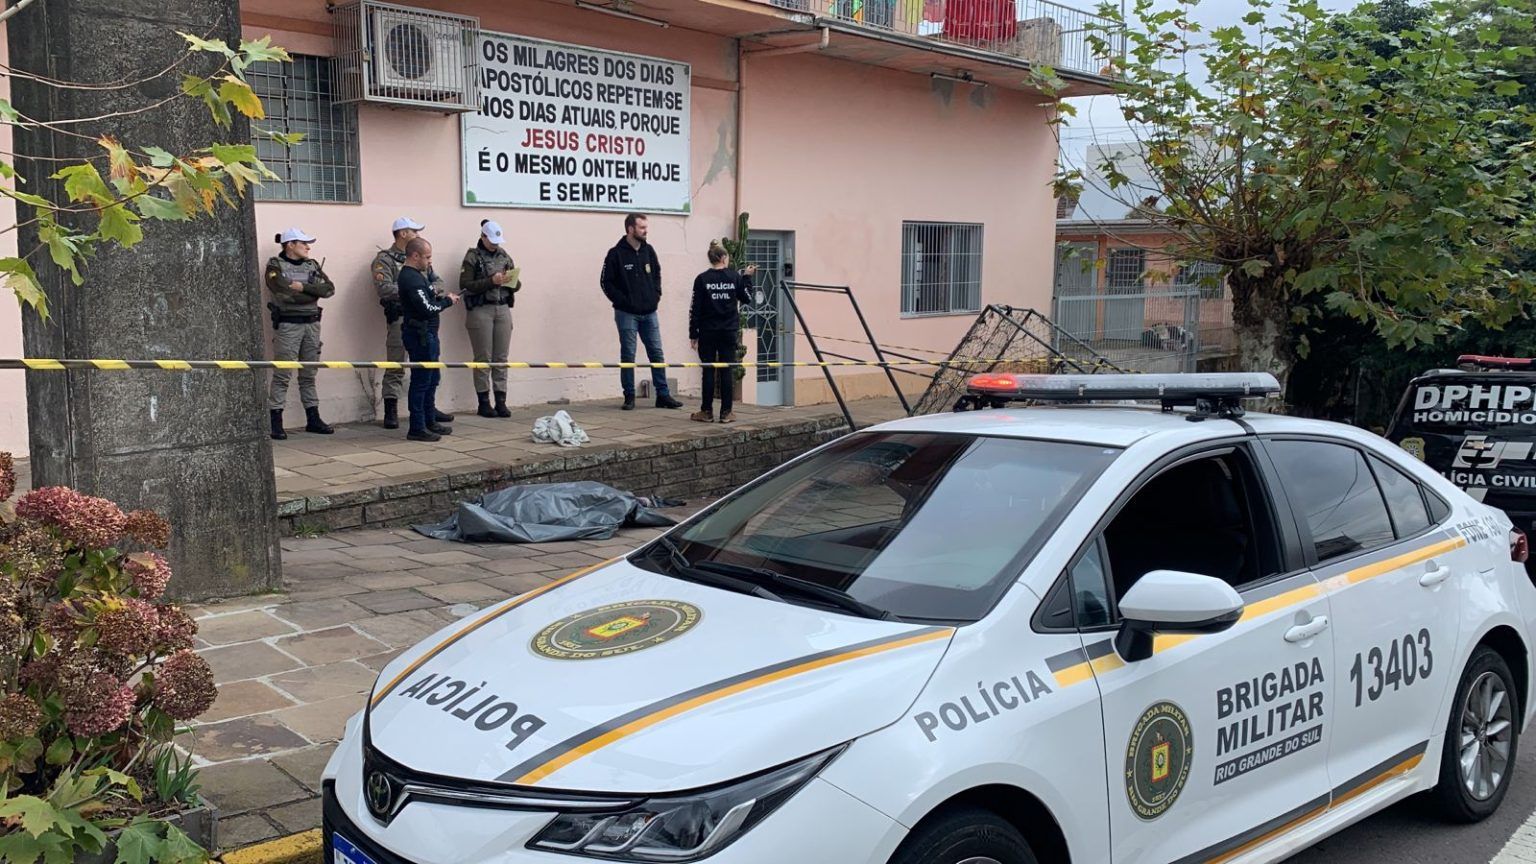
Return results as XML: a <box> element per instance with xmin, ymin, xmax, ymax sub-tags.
<box><xmin>634</xmin><ymin>431</ymin><xmax>1121</xmax><ymax>623</ymax></box>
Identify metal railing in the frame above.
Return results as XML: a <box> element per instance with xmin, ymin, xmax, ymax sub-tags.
<box><xmin>1052</xmin><ymin>281</ymin><xmax>1236</xmax><ymax>373</ymax></box>
<box><xmin>768</xmin><ymin>0</ymin><xmax>1123</xmax><ymax>78</ymax></box>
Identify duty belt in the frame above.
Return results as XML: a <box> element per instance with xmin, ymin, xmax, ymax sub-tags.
<box><xmin>466</xmin><ymin>293</ymin><xmax>511</xmax><ymax>309</ymax></box>
<box><xmin>268</xmin><ymin>302</ymin><xmax>321</xmax><ymax>327</ymax></box>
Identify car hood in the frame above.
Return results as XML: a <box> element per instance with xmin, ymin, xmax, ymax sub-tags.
<box><xmin>365</xmin><ymin>558</ymin><xmax>954</xmax><ymax>793</ymax></box>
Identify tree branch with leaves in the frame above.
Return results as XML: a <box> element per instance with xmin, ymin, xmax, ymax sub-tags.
<box><xmin>1037</xmin><ymin>0</ymin><xmax>1536</xmax><ymax>391</ymax></box>
<box><xmin>1</xmin><ymin>31</ymin><xmax>300</xmax><ymax>321</ymax></box>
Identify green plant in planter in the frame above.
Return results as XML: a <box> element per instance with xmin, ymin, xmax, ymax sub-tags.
<box><xmin>0</xmin><ymin>452</ymin><xmax>220</xmax><ymax>863</ymax></box>
<box><xmin>719</xmin><ymin>213</ymin><xmax>754</xmax><ymax>389</ymax></box>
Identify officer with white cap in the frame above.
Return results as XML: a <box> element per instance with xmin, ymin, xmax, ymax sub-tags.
<box><xmin>371</xmin><ymin>216</ymin><xmax>451</xmax><ymax>430</ymax></box>
<box><xmin>265</xmin><ymin>227</ymin><xmax>335</xmax><ymax>439</ymax></box>
<box><xmin>459</xmin><ymin>219</ymin><xmax>520</xmax><ymax>418</ymax></box>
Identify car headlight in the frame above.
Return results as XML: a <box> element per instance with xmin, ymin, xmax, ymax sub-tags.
<box><xmin>528</xmin><ymin>747</ymin><xmax>842</xmax><ymax>861</ymax></box>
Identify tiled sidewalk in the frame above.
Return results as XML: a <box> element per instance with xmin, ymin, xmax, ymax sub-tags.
<box><xmin>187</xmin><ymin>516</ymin><xmax>685</xmax><ymax>851</ymax></box>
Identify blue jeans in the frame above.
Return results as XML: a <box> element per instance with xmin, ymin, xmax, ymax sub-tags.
<box><xmin>615</xmin><ymin>310</ymin><xmax>669</xmax><ymax>398</ymax></box>
<box><xmin>402</xmin><ymin>324</ymin><xmax>440</xmax><ymax>433</ymax></box>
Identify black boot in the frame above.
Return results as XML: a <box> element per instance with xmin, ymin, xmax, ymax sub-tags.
<box><xmin>304</xmin><ymin>406</ymin><xmax>334</xmax><ymax>434</ymax></box>
<box><xmin>270</xmin><ymin>409</ymin><xmax>287</xmax><ymax>440</ymax></box>
<box><xmin>494</xmin><ymin>391</ymin><xmax>511</xmax><ymax>418</ymax></box>
<box><xmin>656</xmin><ymin>393</ymin><xmax>683</xmax><ymax>410</ymax></box>
<box><xmin>382</xmin><ymin>398</ymin><xmax>399</xmax><ymax>430</ymax></box>
<box><xmin>622</xmin><ymin>394</ymin><xmax>636</xmax><ymax>411</ymax></box>
<box><xmin>477</xmin><ymin>391</ymin><xmax>495</xmax><ymax>418</ymax></box>
<box><xmin>434</xmin><ymin>408</ymin><xmax>454</xmax><ymax>423</ymax></box>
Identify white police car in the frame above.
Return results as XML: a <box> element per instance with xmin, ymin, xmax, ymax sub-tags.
<box><xmin>323</xmin><ymin>373</ymin><xmax>1536</xmax><ymax>864</ymax></box>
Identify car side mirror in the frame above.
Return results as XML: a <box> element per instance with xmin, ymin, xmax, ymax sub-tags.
<box><xmin>1114</xmin><ymin>570</ymin><xmax>1245</xmax><ymax>662</ymax></box>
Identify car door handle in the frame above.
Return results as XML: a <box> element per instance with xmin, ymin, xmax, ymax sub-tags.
<box><xmin>1420</xmin><ymin>564</ymin><xmax>1452</xmax><ymax>587</ymax></box>
<box><xmin>1285</xmin><ymin>617</ymin><xmax>1329</xmax><ymax>643</ymax></box>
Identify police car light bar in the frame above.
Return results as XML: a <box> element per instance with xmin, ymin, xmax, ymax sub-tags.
<box><xmin>1458</xmin><ymin>355</ymin><xmax>1535</xmax><ymax>370</ymax></box>
<box><xmin>962</xmin><ymin>372</ymin><xmax>1282</xmax><ymax>419</ymax></box>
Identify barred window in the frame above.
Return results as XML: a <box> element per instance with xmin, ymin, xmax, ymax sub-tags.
<box><xmin>901</xmin><ymin>222</ymin><xmax>983</xmax><ymax>316</ymax></box>
<box><xmin>250</xmin><ymin>55</ymin><xmax>360</xmax><ymax>203</ymax></box>
<box><xmin>1106</xmin><ymin>247</ymin><xmax>1146</xmax><ymax>291</ymax></box>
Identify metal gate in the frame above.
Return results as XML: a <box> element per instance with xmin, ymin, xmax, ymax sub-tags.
<box><xmin>1051</xmin><ymin>244</ymin><xmax>1211</xmax><ymax>373</ymax></box>
<box><xmin>745</xmin><ymin>232</ymin><xmax>793</xmax><ymax>406</ymax></box>
<box><xmin>1053</xmin><ymin>241</ymin><xmax>1097</xmax><ymax>338</ymax></box>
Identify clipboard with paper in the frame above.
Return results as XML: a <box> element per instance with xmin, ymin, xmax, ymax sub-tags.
<box><xmin>489</xmin><ymin>259</ymin><xmax>521</xmax><ymax>291</ymax></box>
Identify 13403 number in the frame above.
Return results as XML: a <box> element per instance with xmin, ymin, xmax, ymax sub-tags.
<box><xmin>1349</xmin><ymin>629</ymin><xmax>1433</xmax><ymax>708</ymax></box>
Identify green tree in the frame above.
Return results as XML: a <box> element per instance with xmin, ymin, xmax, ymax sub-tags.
<box><xmin>1</xmin><ymin>28</ymin><xmax>296</xmax><ymax>320</ymax></box>
<box><xmin>1040</xmin><ymin>0</ymin><xmax>1536</xmax><ymax>390</ymax></box>
<box><xmin>1287</xmin><ymin>0</ymin><xmax>1536</xmax><ymax>421</ymax></box>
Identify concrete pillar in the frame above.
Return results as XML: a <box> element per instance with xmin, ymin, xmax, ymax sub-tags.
<box><xmin>8</xmin><ymin>0</ymin><xmax>282</xmax><ymax>599</ymax></box>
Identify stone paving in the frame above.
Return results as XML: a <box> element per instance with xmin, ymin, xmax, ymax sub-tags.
<box><xmin>0</xmin><ymin>392</ymin><xmax>910</xmax><ymax>851</ymax></box>
<box><xmin>186</xmin><ymin>514</ymin><xmax>689</xmax><ymax>851</ymax></box>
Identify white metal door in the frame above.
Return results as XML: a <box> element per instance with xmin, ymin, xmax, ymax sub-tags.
<box><xmin>745</xmin><ymin>232</ymin><xmax>793</xmax><ymax>407</ymax></box>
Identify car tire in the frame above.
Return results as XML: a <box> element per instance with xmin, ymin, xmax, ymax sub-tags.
<box><xmin>888</xmin><ymin>808</ymin><xmax>1039</xmax><ymax>864</ymax></box>
<box><xmin>1429</xmin><ymin>645</ymin><xmax>1521</xmax><ymax>823</ymax></box>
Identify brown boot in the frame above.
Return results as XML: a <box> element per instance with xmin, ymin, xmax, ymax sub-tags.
<box><xmin>690</xmin><ymin>409</ymin><xmax>713</xmax><ymax>423</ymax></box>
<box><xmin>718</xmin><ymin>411</ymin><xmax>736</xmax><ymax>423</ymax></box>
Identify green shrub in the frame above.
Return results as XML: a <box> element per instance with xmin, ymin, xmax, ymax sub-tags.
<box><xmin>0</xmin><ymin>452</ymin><xmax>219</xmax><ymax>863</ymax></box>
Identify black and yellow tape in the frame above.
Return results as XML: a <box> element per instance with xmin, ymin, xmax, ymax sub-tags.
<box><xmin>6</xmin><ymin>357</ymin><xmax>1015</xmax><ymax>372</ymax></box>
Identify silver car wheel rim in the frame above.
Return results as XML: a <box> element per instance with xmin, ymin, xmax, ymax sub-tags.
<box><xmin>1460</xmin><ymin>670</ymin><xmax>1514</xmax><ymax>801</ymax></box>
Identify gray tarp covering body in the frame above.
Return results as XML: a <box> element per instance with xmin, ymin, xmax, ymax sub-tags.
<box><xmin>413</xmin><ymin>481</ymin><xmax>678</xmax><ymax>543</ymax></box>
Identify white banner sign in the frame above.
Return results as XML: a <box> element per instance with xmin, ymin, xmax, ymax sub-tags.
<box><xmin>462</xmin><ymin>32</ymin><xmax>691</xmax><ymax>214</ymax></box>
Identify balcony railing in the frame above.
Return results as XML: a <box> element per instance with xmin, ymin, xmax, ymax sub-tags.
<box><xmin>768</xmin><ymin>0</ymin><xmax>1123</xmax><ymax>79</ymax></box>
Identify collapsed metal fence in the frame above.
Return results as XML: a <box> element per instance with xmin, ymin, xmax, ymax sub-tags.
<box><xmin>909</xmin><ymin>304</ymin><xmax>1125</xmax><ymax>415</ymax></box>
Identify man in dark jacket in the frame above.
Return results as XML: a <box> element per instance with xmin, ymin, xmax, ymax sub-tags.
<box><xmin>400</xmin><ymin>238</ymin><xmax>460</xmax><ymax>442</ymax></box>
<box><xmin>600</xmin><ymin>213</ymin><xmax>682</xmax><ymax>411</ymax></box>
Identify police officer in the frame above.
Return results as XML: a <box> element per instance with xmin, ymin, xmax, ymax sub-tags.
<box><xmin>265</xmin><ymin>227</ymin><xmax>335</xmax><ymax>440</ymax></box>
<box><xmin>372</xmin><ymin>216</ymin><xmax>451</xmax><ymax>430</ymax></box>
<box><xmin>460</xmin><ymin>219</ymin><xmax>519</xmax><ymax>418</ymax></box>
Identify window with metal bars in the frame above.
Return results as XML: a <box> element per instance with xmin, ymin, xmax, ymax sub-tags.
<box><xmin>901</xmin><ymin>222</ymin><xmax>983</xmax><ymax>316</ymax></box>
<box><xmin>1106</xmin><ymin>247</ymin><xmax>1146</xmax><ymax>293</ymax></box>
<box><xmin>249</xmin><ymin>55</ymin><xmax>360</xmax><ymax>203</ymax></box>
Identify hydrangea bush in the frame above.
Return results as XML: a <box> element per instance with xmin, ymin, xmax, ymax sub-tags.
<box><xmin>0</xmin><ymin>452</ymin><xmax>221</xmax><ymax>862</ymax></box>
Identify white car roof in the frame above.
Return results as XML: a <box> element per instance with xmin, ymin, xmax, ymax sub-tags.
<box><xmin>865</xmin><ymin>404</ymin><xmax>1375</xmax><ymax>449</ymax></box>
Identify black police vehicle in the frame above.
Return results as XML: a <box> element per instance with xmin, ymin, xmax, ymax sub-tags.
<box><xmin>1386</xmin><ymin>355</ymin><xmax>1536</xmax><ymax>566</ymax></box>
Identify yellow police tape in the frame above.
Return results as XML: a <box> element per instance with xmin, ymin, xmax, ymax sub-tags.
<box><xmin>2</xmin><ymin>357</ymin><xmax>1119</xmax><ymax>372</ymax></box>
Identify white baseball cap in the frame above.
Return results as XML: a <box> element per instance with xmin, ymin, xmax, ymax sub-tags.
<box><xmin>481</xmin><ymin>220</ymin><xmax>505</xmax><ymax>246</ymax></box>
<box><xmin>391</xmin><ymin>216</ymin><xmax>425</xmax><ymax>232</ymax></box>
<box><xmin>277</xmin><ymin>227</ymin><xmax>315</xmax><ymax>244</ymax></box>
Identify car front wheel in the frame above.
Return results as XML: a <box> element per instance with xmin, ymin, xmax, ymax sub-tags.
<box><xmin>1429</xmin><ymin>645</ymin><xmax>1521</xmax><ymax>823</ymax></box>
<box><xmin>888</xmin><ymin>808</ymin><xmax>1039</xmax><ymax>864</ymax></box>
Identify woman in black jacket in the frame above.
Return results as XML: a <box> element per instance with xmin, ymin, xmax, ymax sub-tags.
<box><xmin>688</xmin><ymin>241</ymin><xmax>756</xmax><ymax>423</ymax></box>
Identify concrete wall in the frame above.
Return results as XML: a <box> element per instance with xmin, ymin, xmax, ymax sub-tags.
<box><xmin>245</xmin><ymin>0</ymin><xmax>742</xmax><ymax>425</ymax></box>
<box><xmin>741</xmin><ymin>50</ymin><xmax>1058</xmax><ymax>400</ymax></box>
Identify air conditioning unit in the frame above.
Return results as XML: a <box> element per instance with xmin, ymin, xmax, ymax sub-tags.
<box><xmin>332</xmin><ymin>1</ymin><xmax>479</xmax><ymax>112</ymax></box>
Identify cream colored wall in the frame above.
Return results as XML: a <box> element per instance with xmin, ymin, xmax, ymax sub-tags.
<box><xmin>739</xmin><ymin>50</ymin><xmax>1058</xmax><ymax>405</ymax></box>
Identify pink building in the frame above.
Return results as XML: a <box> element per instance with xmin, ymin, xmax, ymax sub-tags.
<box><xmin>0</xmin><ymin>0</ymin><xmax>1116</xmax><ymax>447</ymax></box>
